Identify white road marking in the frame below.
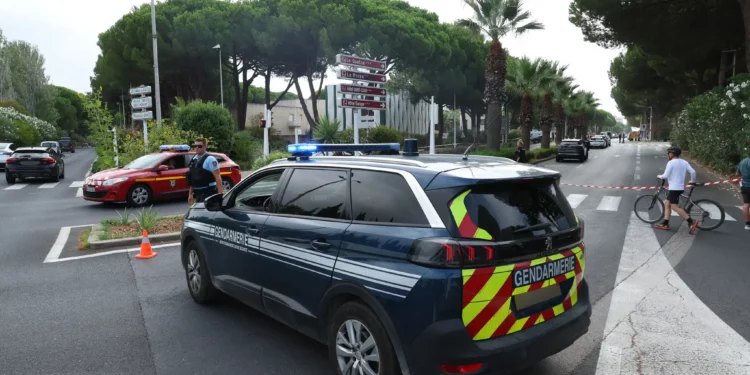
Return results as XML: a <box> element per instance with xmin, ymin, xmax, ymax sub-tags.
<box><xmin>69</xmin><ymin>181</ymin><xmax>84</xmax><ymax>188</ymax></box>
<box><xmin>596</xmin><ymin>196</ymin><xmax>621</xmax><ymax>211</ymax></box>
<box><xmin>38</xmin><ymin>183</ymin><xmax>58</xmax><ymax>189</ymax></box>
<box><xmin>596</xmin><ymin>213</ymin><xmax>750</xmax><ymax>374</ymax></box>
<box><xmin>4</xmin><ymin>183</ymin><xmax>28</xmax><ymax>190</ymax></box>
<box><xmin>566</xmin><ymin>194</ymin><xmax>588</xmax><ymax>209</ymax></box>
<box><xmin>46</xmin><ymin>242</ymin><xmax>179</xmax><ymax>263</ymax></box>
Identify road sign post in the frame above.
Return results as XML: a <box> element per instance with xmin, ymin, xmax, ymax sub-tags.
<box><xmin>335</xmin><ymin>54</ymin><xmax>387</xmax><ymax>144</ymax></box>
<box><xmin>130</xmin><ymin>86</ymin><xmax>153</xmax><ymax>151</ymax></box>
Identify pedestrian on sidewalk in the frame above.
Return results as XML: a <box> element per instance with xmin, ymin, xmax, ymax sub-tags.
<box><xmin>737</xmin><ymin>155</ymin><xmax>750</xmax><ymax>230</ymax></box>
<box><xmin>654</xmin><ymin>146</ymin><xmax>700</xmax><ymax>234</ymax></box>
<box><xmin>186</xmin><ymin>137</ymin><xmax>224</xmax><ymax>205</ymax></box>
<box><xmin>515</xmin><ymin>139</ymin><xmax>527</xmax><ymax>163</ymax></box>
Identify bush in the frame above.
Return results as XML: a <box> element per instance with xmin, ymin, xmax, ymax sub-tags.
<box><xmin>175</xmin><ymin>100</ymin><xmax>235</xmax><ymax>153</ymax></box>
<box><xmin>368</xmin><ymin>125</ymin><xmax>401</xmax><ymax>143</ymax></box>
<box><xmin>252</xmin><ymin>151</ymin><xmax>289</xmax><ymax>170</ymax></box>
<box><xmin>12</xmin><ymin>119</ymin><xmax>41</xmax><ymax>146</ymax></box>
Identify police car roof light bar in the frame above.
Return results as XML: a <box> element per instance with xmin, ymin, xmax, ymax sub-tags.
<box><xmin>287</xmin><ymin>143</ymin><xmax>400</xmax><ymax>157</ymax></box>
<box><xmin>159</xmin><ymin>144</ymin><xmax>190</xmax><ymax>152</ymax></box>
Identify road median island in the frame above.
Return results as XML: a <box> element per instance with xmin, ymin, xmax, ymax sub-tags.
<box><xmin>81</xmin><ymin>206</ymin><xmax>183</xmax><ymax>251</ymax></box>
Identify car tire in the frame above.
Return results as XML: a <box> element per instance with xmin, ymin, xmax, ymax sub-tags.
<box><xmin>328</xmin><ymin>301</ymin><xmax>400</xmax><ymax>375</ymax></box>
<box><xmin>184</xmin><ymin>240</ymin><xmax>219</xmax><ymax>304</ymax></box>
<box><xmin>6</xmin><ymin>173</ymin><xmax>14</xmax><ymax>184</ymax></box>
<box><xmin>127</xmin><ymin>183</ymin><xmax>153</xmax><ymax>207</ymax></box>
<box><xmin>221</xmin><ymin>177</ymin><xmax>234</xmax><ymax>192</ymax></box>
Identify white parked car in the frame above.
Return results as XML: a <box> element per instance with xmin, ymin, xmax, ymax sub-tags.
<box><xmin>590</xmin><ymin>136</ymin><xmax>607</xmax><ymax>148</ymax></box>
<box><xmin>0</xmin><ymin>142</ymin><xmax>16</xmax><ymax>170</ymax></box>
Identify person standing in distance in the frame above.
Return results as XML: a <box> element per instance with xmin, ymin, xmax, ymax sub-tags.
<box><xmin>187</xmin><ymin>137</ymin><xmax>223</xmax><ymax>205</ymax></box>
<box><xmin>736</xmin><ymin>154</ymin><xmax>750</xmax><ymax>230</ymax></box>
<box><xmin>654</xmin><ymin>146</ymin><xmax>700</xmax><ymax>234</ymax></box>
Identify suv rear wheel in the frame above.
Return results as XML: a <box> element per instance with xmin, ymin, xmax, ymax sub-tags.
<box><xmin>328</xmin><ymin>301</ymin><xmax>399</xmax><ymax>375</ymax></box>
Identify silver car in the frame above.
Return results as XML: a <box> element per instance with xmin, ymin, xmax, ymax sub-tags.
<box><xmin>0</xmin><ymin>142</ymin><xmax>16</xmax><ymax>170</ymax></box>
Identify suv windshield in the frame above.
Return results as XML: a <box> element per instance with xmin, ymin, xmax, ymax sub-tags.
<box><xmin>448</xmin><ymin>180</ymin><xmax>577</xmax><ymax>242</ymax></box>
<box><xmin>123</xmin><ymin>154</ymin><xmax>165</xmax><ymax>169</ymax></box>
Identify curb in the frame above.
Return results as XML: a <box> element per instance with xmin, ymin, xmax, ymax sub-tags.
<box><xmin>88</xmin><ymin>225</ymin><xmax>181</xmax><ymax>250</ymax></box>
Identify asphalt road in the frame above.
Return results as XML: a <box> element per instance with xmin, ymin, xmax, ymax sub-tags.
<box><xmin>1</xmin><ymin>143</ymin><xmax>748</xmax><ymax>374</ymax></box>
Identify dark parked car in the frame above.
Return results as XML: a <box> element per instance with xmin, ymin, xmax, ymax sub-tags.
<box><xmin>556</xmin><ymin>139</ymin><xmax>589</xmax><ymax>162</ymax></box>
<box><xmin>5</xmin><ymin>147</ymin><xmax>65</xmax><ymax>184</ymax></box>
<box><xmin>59</xmin><ymin>137</ymin><xmax>75</xmax><ymax>153</ymax></box>
<box><xmin>181</xmin><ymin>142</ymin><xmax>590</xmax><ymax>375</ymax></box>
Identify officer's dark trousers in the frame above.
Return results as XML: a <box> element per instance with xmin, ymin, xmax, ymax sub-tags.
<box><xmin>193</xmin><ymin>186</ymin><xmax>218</xmax><ymax>203</ymax></box>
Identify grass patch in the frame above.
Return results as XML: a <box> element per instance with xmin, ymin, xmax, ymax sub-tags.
<box><xmin>78</xmin><ymin>228</ymin><xmax>91</xmax><ymax>251</ymax></box>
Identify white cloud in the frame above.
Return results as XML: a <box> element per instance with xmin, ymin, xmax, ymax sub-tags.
<box><xmin>0</xmin><ymin>0</ymin><xmax>623</xmax><ymax>117</ymax></box>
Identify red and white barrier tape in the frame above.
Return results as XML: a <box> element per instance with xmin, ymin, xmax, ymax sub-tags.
<box><xmin>560</xmin><ymin>178</ymin><xmax>742</xmax><ymax>190</ymax></box>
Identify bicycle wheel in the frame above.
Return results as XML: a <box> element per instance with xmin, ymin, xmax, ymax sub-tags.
<box><xmin>685</xmin><ymin>199</ymin><xmax>725</xmax><ymax>231</ymax></box>
<box><xmin>634</xmin><ymin>194</ymin><xmax>665</xmax><ymax>224</ymax></box>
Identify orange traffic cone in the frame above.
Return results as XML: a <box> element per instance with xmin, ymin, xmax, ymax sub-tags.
<box><xmin>135</xmin><ymin>229</ymin><xmax>158</xmax><ymax>259</ymax></box>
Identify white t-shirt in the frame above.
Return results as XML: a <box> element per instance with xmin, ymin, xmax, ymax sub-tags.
<box><xmin>659</xmin><ymin>158</ymin><xmax>696</xmax><ymax>191</ymax></box>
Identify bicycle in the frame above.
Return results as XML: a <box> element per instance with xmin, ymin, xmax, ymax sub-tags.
<box><xmin>633</xmin><ymin>179</ymin><xmax>725</xmax><ymax>231</ymax></box>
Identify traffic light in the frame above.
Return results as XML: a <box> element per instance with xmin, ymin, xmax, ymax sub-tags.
<box><xmin>259</xmin><ymin>119</ymin><xmax>267</xmax><ymax>128</ymax></box>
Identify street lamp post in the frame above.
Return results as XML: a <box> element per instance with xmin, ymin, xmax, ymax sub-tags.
<box><xmin>150</xmin><ymin>0</ymin><xmax>162</xmax><ymax>128</ymax></box>
<box><xmin>213</xmin><ymin>44</ymin><xmax>224</xmax><ymax>107</ymax></box>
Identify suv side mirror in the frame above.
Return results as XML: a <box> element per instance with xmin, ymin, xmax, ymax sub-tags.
<box><xmin>204</xmin><ymin>193</ymin><xmax>223</xmax><ymax>211</ymax></box>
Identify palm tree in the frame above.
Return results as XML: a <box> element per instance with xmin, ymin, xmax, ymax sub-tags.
<box><xmin>506</xmin><ymin>57</ymin><xmax>555</xmax><ymax>148</ymax></box>
<box><xmin>551</xmin><ymin>79</ymin><xmax>578</xmax><ymax>144</ymax></box>
<box><xmin>458</xmin><ymin>0</ymin><xmax>543</xmax><ymax>150</ymax></box>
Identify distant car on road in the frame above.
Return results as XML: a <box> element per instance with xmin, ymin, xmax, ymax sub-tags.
<box><xmin>40</xmin><ymin>141</ymin><xmax>62</xmax><ymax>155</ymax></box>
<box><xmin>82</xmin><ymin>144</ymin><xmax>241</xmax><ymax>206</ymax></box>
<box><xmin>0</xmin><ymin>142</ymin><xmax>17</xmax><ymax>170</ymax></box>
<box><xmin>59</xmin><ymin>137</ymin><xmax>75</xmax><ymax>153</ymax></box>
<box><xmin>589</xmin><ymin>136</ymin><xmax>607</xmax><ymax>149</ymax></box>
<box><xmin>181</xmin><ymin>142</ymin><xmax>590</xmax><ymax>375</ymax></box>
<box><xmin>5</xmin><ymin>146</ymin><xmax>65</xmax><ymax>184</ymax></box>
<box><xmin>556</xmin><ymin>138</ymin><xmax>589</xmax><ymax>162</ymax></box>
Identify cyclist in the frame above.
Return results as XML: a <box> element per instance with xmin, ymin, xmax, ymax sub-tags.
<box><xmin>655</xmin><ymin>146</ymin><xmax>700</xmax><ymax>234</ymax></box>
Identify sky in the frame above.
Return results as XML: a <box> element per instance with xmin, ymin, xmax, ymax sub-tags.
<box><xmin>0</xmin><ymin>0</ymin><xmax>624</xmax><ymax>119</ymax></box>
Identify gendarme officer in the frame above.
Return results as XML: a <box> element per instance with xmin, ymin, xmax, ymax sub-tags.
<box><xmin>187</xmin><ymin>137</ymin><xmax>224</xmax><ymax>205</ymax></box>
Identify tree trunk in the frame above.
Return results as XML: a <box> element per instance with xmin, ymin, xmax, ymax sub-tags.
<box><xmin>437</xmin><ymin>104</ymin><xmax>444</xmax><ymax>145</ymax></box>
<box><xmin>461</xmin><ymin>108</ymin><xmax>468</xmax><ymax>140</ymax></box>
<box><xmin>740</xmin><ymin>0</ymin><xmax>750</xmax><ymax>73</ymax></box>
<box><xmin>484</xmin><ymin>39</ymin><xmax>506</xmax><ymax>149</ymax></box>
<box><xmin>519</xmin><ymin>93</ymin><xmax>533</xmax><ymax>149</ymax></box>
<box><xmin>540</xmin><ymin>92</ymin><xmax>553</xmax><ymax>148</ymax></box>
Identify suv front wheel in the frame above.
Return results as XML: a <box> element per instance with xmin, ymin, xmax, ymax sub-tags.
<box><xmin>328</xmin><ymin>301</ymin><xmax>399</xmax><ymax>375</ymax></box>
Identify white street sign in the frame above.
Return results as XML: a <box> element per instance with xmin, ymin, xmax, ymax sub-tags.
<box><xmin>129</xmin><ymin>86</ymin><xmax>152</xmax><ymax>95</ymax></box>
<box><xmin>131</xmin><ymin>97</ymin><xmax>153</xmax><ymax>109</ymax></box>
<box><xmin>132</xmin><ymin>111</ymin><xmax>153</xmax><ymax>120</ymax></box>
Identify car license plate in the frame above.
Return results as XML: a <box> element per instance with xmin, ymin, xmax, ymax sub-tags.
<box><xmin>85</xmin><ymin>186</ymin><xmax>96</xmax><ymax>193</ymax></box>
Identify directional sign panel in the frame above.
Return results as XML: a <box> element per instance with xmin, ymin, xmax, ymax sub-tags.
<box><xmin>337</xmin><ymin>84</ymin><xmax>386</xmax><ymax>97</ymax></box>
<box><xmin>338</xmin><ymin>98</ymin><xmax>387</xmax><ymax>110</ymax></box>
<box><xmin>131</xmin><ymin>97</ymin><xmax>153</xmax><ymax>109</ymax></box>
<box><xmin>336</xmin><ymin>54</ymin><xmax>386</xmax><ymax>71</ymax></box>
<box><xmin>132</xmin><ymin>111</ymin><xmax>153</xmax><ymax>120</ymax></box>
<box><xmin>129</xmin><ymin>86</ymin><xmax>152</xmax><ymax>95</ymax></box>
<box><xmin>337</xmin><ymin>69</ymin><xmax>386</xmax><ymax>84</ymax></box>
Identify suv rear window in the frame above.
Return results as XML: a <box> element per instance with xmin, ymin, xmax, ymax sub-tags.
<box><xmin>448</xmin><ymin>180</ymin><xmax>577</xmax><ymax>242</ymax></box>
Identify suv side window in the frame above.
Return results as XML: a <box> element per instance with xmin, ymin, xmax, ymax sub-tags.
<box><xmin>276</xmin><ymin>168</ymin><xmax>349</xmax><ymax>220</ymax></box>
<box><xmin>350</xmin><ymin>170</ymin><xmax>428</xmax><ymax>225</ymax></box>
<box><xmin>233</xmin><ymin>171</ymin><xmax>283</xmax><ymax>211</ymax></box>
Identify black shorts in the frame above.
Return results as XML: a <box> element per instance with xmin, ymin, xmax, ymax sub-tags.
<box><xmin>742</xmin><ymin>186</ymin><xmax>750</xmax><ymax>204</ymax></box>
<box><xmin>667</xmin><ymin>190</ymin><xmax>683</xmax><ymax>205</ymax></box>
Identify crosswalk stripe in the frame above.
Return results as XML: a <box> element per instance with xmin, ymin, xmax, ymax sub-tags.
<box><xmin>566</xmin><ymin>194</ymin><xmax>588</xmax><ymax>209</ymax></box>
<box><xmin>38</xmin><ymin>183</ymin><xmax>58</xmax><ymax>189</ymax></box>
<box><xmin>69</xmin><ymin>181</ymin><xmax>84</xmax><ymax>188</ymax></box>
<box><xmin>4</xmin><ymin>184</ymin><xmax>28</xmax><ymax>190</ymax></box>
<box><xmin>597</xmin><ymin>196</ymin><xmax>621</xmax><ymax>211</ymax></box>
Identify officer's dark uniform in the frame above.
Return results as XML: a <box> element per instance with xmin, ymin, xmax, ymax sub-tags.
<box><xmin>187</xmin><ymin>152</ymin><xmax>219</xmax><ymax>203</ymax></box>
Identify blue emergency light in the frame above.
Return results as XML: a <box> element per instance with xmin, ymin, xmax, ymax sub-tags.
<box><xmin>287</xmin><ymin>143</ymin><xmax>400</xmax><ymax>157</ymax></box>
<box><xmin>159</xmin><ymin>144</ymin><xmax>191</xmax><ymax>152</ymax></box>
